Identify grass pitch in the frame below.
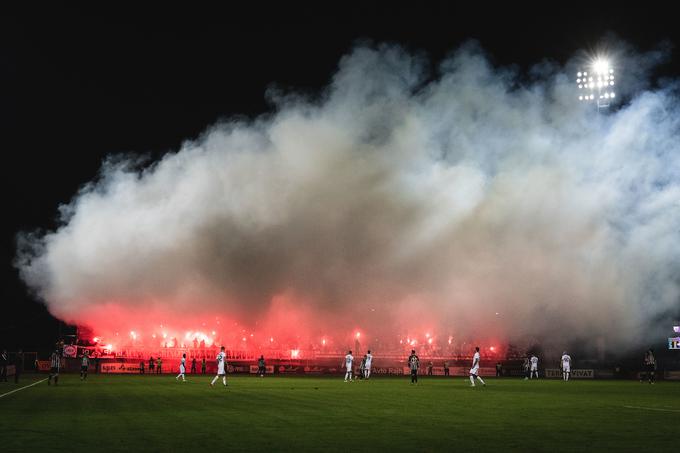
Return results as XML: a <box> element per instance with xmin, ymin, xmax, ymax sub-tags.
<box><xmin>1</xmin><ymin>374</ymin><xmax>678</xmax><ymax>452</ymax></box>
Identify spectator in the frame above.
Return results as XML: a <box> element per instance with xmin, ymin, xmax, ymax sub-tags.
<box><xmin>149</xmin><ymin>356</ymin><xmax>155</xmax><ymax>373</ymax></box>
<box><xmin>191</xmin><ymin>357</ymin><xmax>197</xmax><ymax>374</ymax></box>
<box><xmin>201</xmin><ymin>357</ymin><xmax>207</xmax><ymax>374</ymax></box>
<box><xmin>443</xmin><ymin>361</ymin><xmax>450</xmax><ymax>376</ymax></box>
<box><xmin>140</xmin><ymin>360</ymin><xmax>145</xmax><ymax>374</ymax></box>
<box><xmin>496</xmin><ymin>362</ymin><xmax>503</xmax><ymax>377</ymax></box>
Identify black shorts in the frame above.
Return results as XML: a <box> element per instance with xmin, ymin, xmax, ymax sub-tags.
<box><xmin>51</xmin><ymin>367</ymin><xmax>59</xmax><ymax>374</ymax></box>
<box><xmin>81</xmin><ymin>365</ymin><xmax>88</xmax><ymax>372</ymax></box>
<box><xmin>646</xmin><ymin>364</ymin><xmax>655</xmax><ymax>372</ymax></box>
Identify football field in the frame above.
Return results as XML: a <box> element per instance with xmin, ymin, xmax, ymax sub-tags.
<box><xmin>1</xmin><ymin>375</ymin><xmax>678</xmax><ymax>452</ymax></box>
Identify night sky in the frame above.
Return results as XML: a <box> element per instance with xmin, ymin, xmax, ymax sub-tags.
<box><xmin>2</xmin><ymin>5</ymin><xmax>679</xmax><ymax>351</ymax></box>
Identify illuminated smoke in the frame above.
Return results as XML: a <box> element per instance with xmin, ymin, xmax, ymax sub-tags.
<box><xmin>16</xmin><ymin>42</ymin><xmax>680</xmax><ymax>353</ymax></box>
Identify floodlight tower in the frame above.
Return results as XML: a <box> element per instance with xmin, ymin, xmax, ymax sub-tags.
<box><xmin>577</xmin><ymin>58</ymin><xmax>616</xmax><ymax>112</ymax></box>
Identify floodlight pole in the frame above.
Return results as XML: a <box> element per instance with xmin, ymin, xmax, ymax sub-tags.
<box><xmin>577</xmin><ymin>60</ymin><xmax>615</xmax><ymax>113</ymax></box>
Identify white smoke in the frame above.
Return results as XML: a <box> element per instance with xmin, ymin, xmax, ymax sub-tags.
<box><xmin>16</xmin><ymin>42</ymin><xmax>680</xmax><ymax>350</ymax></box>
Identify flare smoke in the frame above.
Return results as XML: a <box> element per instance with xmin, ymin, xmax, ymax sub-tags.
<box><xmin>16</xmin><ymin>42</ymin><xmax>680</xmax><ymax>351</ymax></box>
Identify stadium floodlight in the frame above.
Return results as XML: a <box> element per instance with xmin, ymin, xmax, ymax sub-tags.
<box><xmin>576</xmin><ymin>57</ymin><xmax>616</xmax><ymax>111</ymax></box>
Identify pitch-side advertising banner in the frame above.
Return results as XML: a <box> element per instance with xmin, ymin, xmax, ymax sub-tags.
<box><xmin>545</xmin><ymin>368</ymin><xmax>594</xmax><ymax>379</ymax></box>
<box><xmin>101</xmin><ymin>362</ymin><xmax>141</xmax><ymax>374</ymax></box>
<box><xmin>249</xmin><ymin>365</ymin><xmax>275</xmax><ymax>374</ymax></box>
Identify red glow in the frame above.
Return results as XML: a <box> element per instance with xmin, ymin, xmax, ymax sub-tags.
<box><xmin>291</xmin><ymin>349</ymin><xmax>300</xmax><ymax>358</ymax></box>
<box><xmin>490</xmin><ymin>346</ymin><xmax>496</xmax><ymax>352</ymax></box>
<box><xmin>68</xmin><ymin>296</ymin><xmax>510</xmax><ymax>361</ymax></box>
<box><xmin>93</xmin><ymin>337</ymin><xmax>99</xmax><ymax>343</ymax></box>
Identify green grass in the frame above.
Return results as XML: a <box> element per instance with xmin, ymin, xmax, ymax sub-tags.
<box><xmin>1</xmin><ymin>374</ymin><xmax>678</xmax><ymax>452</ymax></box>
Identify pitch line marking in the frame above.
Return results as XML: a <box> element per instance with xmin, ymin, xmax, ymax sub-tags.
<box><xmin>622</xmin><ymin>405</ymin><xmax>680</xmax><ymax>413</ymax></box>
<box><xmin>0</xmin><ymin>379</ymin><xmax>48</xmax><ymax>399</ymax></box>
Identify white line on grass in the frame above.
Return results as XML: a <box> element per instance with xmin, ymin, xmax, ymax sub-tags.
<box><xmin>0</xmin><ymin>379</ymin><xmax>48</xmax><ymax>399</ymax></box>
<box><xmin>622</xmin><ymin>405</ymin><xmax>680</xmax><ymax>413</ymax></box>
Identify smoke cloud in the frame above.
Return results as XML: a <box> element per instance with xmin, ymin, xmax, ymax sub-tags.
<box><xmin>16</xmin><ymin>42</ymin><xmax>680</xmax><ymax>353</ymax></box>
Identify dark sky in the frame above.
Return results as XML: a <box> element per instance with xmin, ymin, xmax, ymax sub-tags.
<box><xmin>2</xmin><ymin>4</ymin><xmax>679</xmax><ymax>350</ymax></box>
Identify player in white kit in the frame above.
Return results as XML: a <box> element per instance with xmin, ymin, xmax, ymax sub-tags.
<box><xmin>344</xmin><ymin>350</ymin><xmax>354</xmax><ymax>382</ymax></box>
<box><xmin>211</xmin><ymin>346</ymin><xmax>227</xmax><ymax>387</ymax></box>
<box><xmin>469</xmin><ymin>346</ymin><xmax>486</xmax><ymax>387</ymax></box>
<box><xmin>561</xmin><ymin>351</ymin><xmax>571</xmax><ymax>381</ymax></box>
<box><xmin>530</xmin><ymin>355</ymin><xmax>539</xmax><ymax>379</ymax></box>
<box><xmin>364</xmin><ymin>350</ymin><xmax>373</xmax><ymax>379</ymax></box>
<box><xmin>176</xmin><ymin>353</ymin><xmax>187</xmax><ymax>382</ymax></box>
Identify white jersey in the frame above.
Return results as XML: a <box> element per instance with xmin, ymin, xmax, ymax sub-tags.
<box><xmin>365</xmin><ymin>353</ymin><xmax>373</xmax><ymax>368</ymax></box>
<box><xmin>180</xmin><ymin>357</ymin><xmax>186</xmax><ymax>372</ymax></box>
<box><xmin>345</xmin><ymin>354</ymin><xmax>353</xmax><ymax>369</ymax></box>
<box><xmin>217</xmin><ymin>351</ymin><xmax>226</xmax><ymax>374</ymax></box>
<box><xmin>470</xmin><ymin>351</ymin><xmax>480</xmax><ymax>375</ymax></box>
<box><xmin>530</xmin><ymin>356</ymin><xmax>538</xmax><ymax>370</ymax></box>
<box><xmin>561</xmin><ymin>354</ymin><xmax>571</xmax><ymax>370</ymax></box>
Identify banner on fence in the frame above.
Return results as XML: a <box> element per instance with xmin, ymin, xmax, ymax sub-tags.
<box><xmin>62</xmin><ymin>345</ymin><xmax>77</xmax><ymax>358</ymax></box>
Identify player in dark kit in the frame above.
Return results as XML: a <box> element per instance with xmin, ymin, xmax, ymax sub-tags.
<box><xmin>0</xmin><ymin>349</ymin><xmax>7</xmax><ymax>382</ymax></box>
<box><xmin>258</xmin><ymin>355</ymin><xmax>266</xmax><ymax>377</ymax></box>
<box><xmin>48</xmin><ymin>350</ymin><xmax>61</xmax><ymax>386</ymax></box>
<box><xmin>641</xmin><ymin>349</ymin><xmax>656</xmax><ymax>384</ymax></box>
<box><xmin>80</xmin><ymin>350</ymin><xmax>90</xmax><ymax>380</ymax></box>
<box><xmin>408</xmin><ymin>350</ymin><xmax>419</xmax><ymax>384</ymax></box>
